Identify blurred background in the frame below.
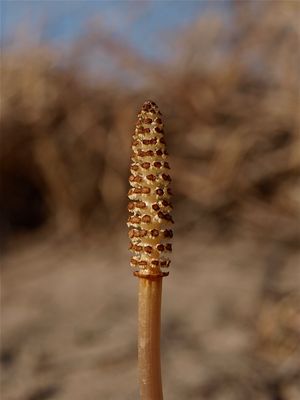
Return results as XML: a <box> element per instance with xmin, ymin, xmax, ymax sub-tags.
<box><xmin>1</xmin><ymin>1</ymin><xmax>300</xmax><ymax>399</ymax></box>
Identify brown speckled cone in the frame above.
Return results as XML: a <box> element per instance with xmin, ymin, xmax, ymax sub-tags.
<box><xmin>128</xmin><ymin>101</ymin><xmax>173</xmax><ymax>278</ymax></box>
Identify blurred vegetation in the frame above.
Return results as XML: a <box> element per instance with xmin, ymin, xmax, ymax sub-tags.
<box><xmin>1</xmin><ymin>0</ymin><xmax>299</xmax><ymax>242</ymax></box>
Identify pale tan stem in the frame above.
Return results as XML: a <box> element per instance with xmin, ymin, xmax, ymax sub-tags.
<box><xmin>138</xmin><ymin>277</ymin><xmax>163</xmax><ymax>400</ymax></box>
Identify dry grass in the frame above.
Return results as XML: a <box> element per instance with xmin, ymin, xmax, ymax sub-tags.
<box><xmin>1</xmin><ymin>1</ymin><xmax>299</xmax><ymax>242</ymax></box>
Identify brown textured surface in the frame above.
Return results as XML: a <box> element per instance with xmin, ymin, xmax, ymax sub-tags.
<box><xmin>2</xmin><ymin>231</ymin><xmax>300</xmax><ymax>400</ymax></box>
<box><xmin>128</xmin><ymin>101</ymin><xmax>173</xmax><ymax>277</ymax></box>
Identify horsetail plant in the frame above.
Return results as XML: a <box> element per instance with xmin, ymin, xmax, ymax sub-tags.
<box><xmin>128</xmin><ymin>101</ymin><xmax>173</xmax><ymax>400</ymax></box>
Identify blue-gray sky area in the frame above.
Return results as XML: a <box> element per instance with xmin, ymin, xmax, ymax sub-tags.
<box><xmin>1</xmin><ymin>0</ymin><xmax>225</xmax><ymax>59</ymax></box>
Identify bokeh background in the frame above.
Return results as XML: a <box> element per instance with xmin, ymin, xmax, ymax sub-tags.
<box><xmin>1</xmin><ymin>1</ymin><xmax>300</xmax><ymax>399</ymax></box>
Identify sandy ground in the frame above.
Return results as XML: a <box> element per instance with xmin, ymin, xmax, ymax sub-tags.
<box><xmin>1</xmin><ymin>228</ymin><xmax>300</xmax><ymax>400</ymax></box>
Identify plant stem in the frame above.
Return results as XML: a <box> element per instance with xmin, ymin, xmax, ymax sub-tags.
<box><xmin>138</xmin><ymin>277</ymin><xmax>163</xmax><ymax>400</ymax></box>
